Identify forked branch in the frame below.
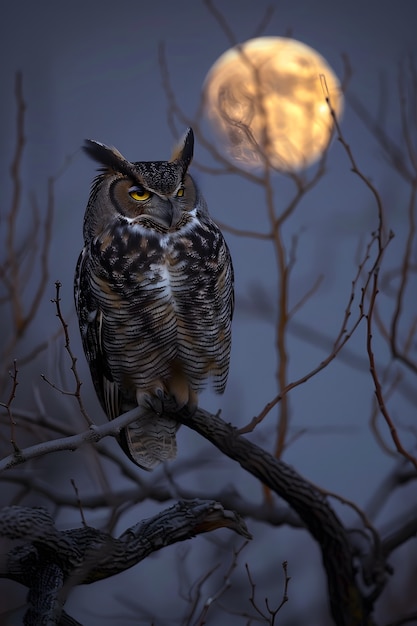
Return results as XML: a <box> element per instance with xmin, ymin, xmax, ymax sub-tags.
<box><xmin>176</xmin><ymin>407</ymin><xmax>380</xmax><ymax>626</ymax></box>
<box><xmin>0</xmin><ymin>500</ymin><xmax>250</xmax><ymax>625</ymax></box>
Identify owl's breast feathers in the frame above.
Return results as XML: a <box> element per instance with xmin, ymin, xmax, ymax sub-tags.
<box><xmin>76</xmin><ymin>212</ymin><xmax>233</xmax><ymax>419</ymax></box>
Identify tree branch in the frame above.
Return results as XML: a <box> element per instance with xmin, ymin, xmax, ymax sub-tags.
<box><xmin>0</xmin><ymin>406</ymin><xmax>145</xmax><ymax>471</ymax></box>
<box><xmin>0</xmin><ymin>500</ymin><xmax>250</xmax><ymax>625</ymax></box>
<box><xmin>175</xmin><ymin>407</ymin><xmax>380</xmax><ymax>626</ymax></box>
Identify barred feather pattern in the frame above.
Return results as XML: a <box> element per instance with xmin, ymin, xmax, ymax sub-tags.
<box><xmin>74</xmin><ymin>129</ymin><xmax>234</xmax><ymax>470</ymax></box>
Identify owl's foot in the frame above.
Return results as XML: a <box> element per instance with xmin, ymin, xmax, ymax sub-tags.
<box><xmin>136</xmin><ymin>386</ymin><xmax>197</xmax><ymax>416</ymax></box>
<box><xmin>136</xmin><ymin>388</ymin><xmax>165</xmax><ymax>416</ymax></box>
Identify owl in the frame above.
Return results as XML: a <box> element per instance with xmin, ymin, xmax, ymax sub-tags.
<box><xmin>74</xmin><ymin>128</ymin><xmax>234</xmax><ymax>470</ymax></box>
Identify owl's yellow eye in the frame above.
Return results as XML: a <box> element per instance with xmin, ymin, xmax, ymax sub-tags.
<box><xmin>176</xmin><ymin>187</ymin><xmax>184</xmax><ymax>198</ymax></box>
<box><xmin>129</xmin><ymin>185</ymin><xmax>151</xmax><ymax>202</ymax></box>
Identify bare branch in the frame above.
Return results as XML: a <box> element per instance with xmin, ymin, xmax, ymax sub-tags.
<box><xmin>0</xmin><ymin>406</ymin><xmax>145</xmax><ymax>471</ymax></box>
<box><xmin>48</xmin><ymin>281</ymin><xmax>93</xmax><ymax>426</ymax></box>
<box><xmin>189</xmin><ymin>541</ymin><xmax>249</xmax><ymax>625</ymax></box>
<box><xmin>381</xmin><ymin>512</ymin><xmax>417</xmax><ymax>559</ymax></box>
<box><xmin>239</xmin><ymin>232</ymin><xmax>373</xmax><ymax>434</ymax></box>
<box><xmin>252</xmin><ymin>5</ymin><xmax>275</xmax><ymax>39</ymax></box>
<box><xmin>245</xmin><ymin>559</ymin><xmax>290</xmax><ymax>625</ymax></box>
<box><xmin>389</xmin><ymin>182</ymin><xmax>417</xmax><ymax>375</ymax></box>
<box><xmin>365</xmin><ymin>461</ymin><xmax>417</xmax><ymax>520</ymax></box>
<box><xmin>176</xmin><ymin>408</ymin><xmax>379</xmax><ymax>626</ymax></box>
<box><xmin>0</xmin><ymin>501</ymin><xmax>250</xmax><ymax>624</ymax></box>
<box><xmin>0</xmin><ymin>360</ymin><xmax>20</xmax><ymax>453</ymax></box>
<box><xmin>1</xmin><ymin>73</ymin><xmax>57</xmax><ymax>377</ymax></box>
<box><xmin>203</xmin><ymin>0</ymin><xmax>238</xmax><ymax>46</ymax></box>
<box><xmin>213</xmin><ymin>219</ymin><xmax>273</xmax><ymax>241</ymax></box>
<box><xmin>367</xmin><ymin>272</ymin><xmax>417</xmax><ymax>470</ymax></box>
<box><xmin>158</xmin><ymin>42</ymin><xmax>263</xmax><ymax>186</ymax></box>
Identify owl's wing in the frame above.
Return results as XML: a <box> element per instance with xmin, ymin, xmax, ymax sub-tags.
<box><xmin>75</xmin><ymin>246</ymin><xmax>179</xmax><ymax>472</ymax></box>
<box><xmin>74</xmin><ymin>248</ymin><xmax>121</xmax><ymax>420</ymax></box>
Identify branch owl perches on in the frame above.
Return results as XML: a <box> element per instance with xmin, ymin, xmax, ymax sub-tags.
<box><xmin>74</xmin><ymin>128</ymin><xmax>234</xmax><ymax>470</ymax></box>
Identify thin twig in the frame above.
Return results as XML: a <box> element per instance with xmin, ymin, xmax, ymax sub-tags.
<box><xmin>69</xmin><ymin>479</ymin><xmax>88</xmax><ymax>528</ymax></box>
<box><xmin>367</xmin><ymin>273</ymin><xmax>417</xmax><ymax>470</ymax></box>
<box><xmin>203</xmin><ymin>0</ymin><xmax>238</xmax><ymax>46</ymax></box>
<box><xmin>0</xmin><ymin>406</ymin><xmax>144</xmax><ymax>471</ymax></box>
<box><xmin>192</xmin><ymin>541</ymin><xmax>249</xmax><ymax>625</ymax></box>
<box><xmin>0</xmin><ymin>361</ymin><xmax>20</xmax><ymax>453</ymax></box>
<box><xmin>239</xmin><ymin>233</ymin><xmax>376</xmax><ymax>434</ymax></box>
<box><xmin>245</xmin><ymin>560</ymin><xmax>290</xmax><ymax>625</ymax></box>
<box><xmin>320</xmin><ymin>75</ymin><xmax>417</xmax><ymax>469</ymax></box>
<box><xmin>389</xmin><ymin>182</ymin><xmax>417</xmax><ymax>374</ymax></box>
<box><xmin>47</xmin><ymin>281</ymin><xmax>94</xmax><ymax>427</ymax></box>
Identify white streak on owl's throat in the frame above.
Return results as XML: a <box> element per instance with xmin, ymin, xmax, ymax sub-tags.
<box><xmin>122</xmin><ymin>208</ymin><xmax>201</xmax><ymax>302</ymax></box>
<box><xmin>153</xmin><ymin>263</ymin><xmax>173</xmax><ymax>301</ymax></box>
<box><xmin>123</xmin><ymin>207</ymin><xmax>199</xmax><ymax>248</ymax></box>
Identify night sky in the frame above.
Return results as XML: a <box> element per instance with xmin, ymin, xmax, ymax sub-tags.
<box><xmin>1</xmin><ymin>1</ymin><xmax>416</xmax><ymax>624</ymax></box>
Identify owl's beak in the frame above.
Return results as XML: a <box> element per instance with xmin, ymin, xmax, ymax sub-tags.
<box><xmin>145</xmin><ymin>198</ymin><xmax>182</xmax><ymax>230</ymax></box>
<box><xmin>168</xmin><ymin>202</ymin><xmax>182</xmax><ymax>228</ymax></box>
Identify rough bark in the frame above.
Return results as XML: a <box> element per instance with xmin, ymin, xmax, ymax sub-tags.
<box><xmin>0</xmin><ymin>500</ymin><xmax>250</xmax><ymax>625</ymax></box>
<box><xmin>176</xmin><ymin>408</ymin><xmax>380</xmax><ymax>626</ymax></box>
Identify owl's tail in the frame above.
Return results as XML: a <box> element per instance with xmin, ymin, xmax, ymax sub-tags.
<box><xmin>120</xmin><ymin>411</ymin><xmax>179</xmax><ymax>471</ymax></box>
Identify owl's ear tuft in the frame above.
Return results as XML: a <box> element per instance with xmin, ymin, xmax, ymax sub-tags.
<box><xmin>83</xmin><ymin>140</ymin><xmax>132</xmax><ymax>176</ymax></box>
<box><xmin>170</xmin><ymin>128</ymin><xmax>194</xmax><ymax>173</ymax></box>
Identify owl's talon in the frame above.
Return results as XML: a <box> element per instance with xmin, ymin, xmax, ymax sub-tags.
<box><xmin>151</xmin><ymin>389</ymin><xmax>165</xmax><ymax>416</ymax></box>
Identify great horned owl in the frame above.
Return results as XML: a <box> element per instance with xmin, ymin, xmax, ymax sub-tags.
<box><xmin>74</xmin><ymin>128</ymin><xmax>234</xmax><ymax>470</ymax></box>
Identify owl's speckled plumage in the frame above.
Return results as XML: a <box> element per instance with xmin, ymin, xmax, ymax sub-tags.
<box><xmin>74</xmin><ymin>129</ymin><xmax>234</xmax><ymax>470</ymax></box>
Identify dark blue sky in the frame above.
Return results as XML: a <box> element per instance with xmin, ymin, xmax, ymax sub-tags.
<box><xmin>1</xmin><ymin>1</ymin><xmax>416</xmax><ymax>624</ymax></box>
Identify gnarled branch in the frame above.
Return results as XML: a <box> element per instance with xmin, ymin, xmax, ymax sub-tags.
<box><xmin>0</xmin><ymin>500</ymin><xmax>250</xmax><ymax>625</ymax></box>
<box><xmin>175</xmin><ymin>408</ymin><xmax>382</xmax><ymax>626</ymax></box>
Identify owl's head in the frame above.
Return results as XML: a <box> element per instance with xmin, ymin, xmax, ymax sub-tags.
<box><xmin>82</xmin><ymin>128</ymin><xmax>204</xmax><ymax>239</ymax></box>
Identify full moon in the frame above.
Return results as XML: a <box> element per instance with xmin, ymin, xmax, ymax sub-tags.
<box><xmin>203</xmin><ymin>37</ymin><xmax>343</xmax><ymax>172</ymax></box>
